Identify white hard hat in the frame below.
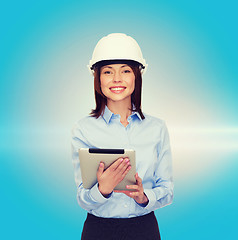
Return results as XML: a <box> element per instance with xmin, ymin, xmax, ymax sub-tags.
<box><xmin>88</xmin><ymin>33</ymin><xmax>148</xmax><ymax>75</ymax></box>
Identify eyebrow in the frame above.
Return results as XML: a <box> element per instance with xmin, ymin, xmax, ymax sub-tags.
<box><xmin>102</xmin><ymin>65</ymin><xmax>129</xmax><ymax>69</ymax></box>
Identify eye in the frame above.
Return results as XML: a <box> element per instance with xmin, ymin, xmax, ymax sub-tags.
<box><xmin>102</xmin><ymin>70</ymin><xmax>112</xmax><ymax>74</ymax></box>
<box><xmin>123</xmin><ymin>69</ymin><xmax>131</xmax><ymax>73</ymax></box>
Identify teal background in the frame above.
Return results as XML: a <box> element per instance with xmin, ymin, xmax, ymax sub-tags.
<box><xmin>0</xmin><ymin>0</ymin><xmax>237</xmax><ymax>239</ymax></box>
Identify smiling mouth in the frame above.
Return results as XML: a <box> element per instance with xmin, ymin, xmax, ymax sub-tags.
<box><xmin>110</xmin><ymin>87</ymin><xmax>126</xmax><ymax>90</ymax></box>
<box><xmin>109</xmin><ymin>87</ymin><xmax>126</xmax><ymax>94</ymax></box>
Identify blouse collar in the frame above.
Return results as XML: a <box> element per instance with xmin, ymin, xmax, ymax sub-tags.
<box><xmin>102</xmin><ymin>105</ymin><xmax>142</xmax><ymax>124</ymax></box>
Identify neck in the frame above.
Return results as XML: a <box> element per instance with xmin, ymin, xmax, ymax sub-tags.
<box><xmin>107</xmin><ymin>98</ymin><xmax>132</xmax><ymax>122</ymax></box>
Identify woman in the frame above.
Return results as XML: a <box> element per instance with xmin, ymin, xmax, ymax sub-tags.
<box><xmin>72</xmin><ymin>33</ymin><xmax>173</xmax><ymax>240</ymax></box>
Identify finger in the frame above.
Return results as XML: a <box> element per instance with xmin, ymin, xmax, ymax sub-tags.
<box><xmin>135</xmin><ymin>173</ymin><xmax>142</xmax><ymax>187</ymax></box>
<box><xmin>116</xmin><ymin>158</ymin><xmax>130</xmax><ymax>175</ymax></box>
<box><xmin>114</xmin><ymin>190</ymin><xmax>132</xmax><ymax>197</ymax></box>
<box><xmin>114</xmin><ymin>190</ymin><xmax>128</xmax><ymax>193</ymax></box>
<box><xmin>128</xmin><ymin>189</ymin><xmax>143</xmax><ymax>199</ymax></box>
<box><xmin>107</xmin><ymin>157</ymin><xmax>124</xmax><ymax>171</ymax></box>
<box><xmin>126</xmin><ymin>185</ymin><xmax>139</xmax><ymax>190</ymax></box>
<box><xmin>113</xmin><ymin>164</ymin><xmax>131</xmax><ymax>185</ymax></box>
<box><xmin>97</xmin><ymin>162</ymin><xmax>104</xmax><ymax>178</ymax></box>
<box><xmin>129</xmin><ymin>191</ymin><xmax>141</xmax><ymax>197</ymax></box>
<box><xmin>121</xmin><ymin>164</ymin><xmax>131</xmax><ymax>178</ymax></box>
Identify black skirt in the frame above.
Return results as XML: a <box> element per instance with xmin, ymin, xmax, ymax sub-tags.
<box><xmin>81</xmin><ymin>211</ymin><xmax>161</xmax><ymax>240</ymax></box>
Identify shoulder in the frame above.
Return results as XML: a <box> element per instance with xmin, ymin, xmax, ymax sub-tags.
<box><xmin>143</xmin><ymin>113</ymin><xmax>166</xmax><ymax>129</ymax></box>
<box><xmin>142</xmin><ymin>113</ymin><xmax>170</xmax><ymax>146</ymax></box>
<box><xmin>75</xmin><ymin>115</ymin><xmax>97</xmax><ymax>126</ymax></box>
<box><xmin>141</xmin><ymin>113</ymin><xmax>169</xmax><ymax>139</ymax></box>
<box><xmin>72</xmin><ymin>115</ymin><xmax>102</xmax><ymax>133</ymax></box>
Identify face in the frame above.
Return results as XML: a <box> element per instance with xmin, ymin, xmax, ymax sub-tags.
<box><xmin>100</xmin><ymin>64</ymin><xmax>135</xmax><ymax>103</ymax></box>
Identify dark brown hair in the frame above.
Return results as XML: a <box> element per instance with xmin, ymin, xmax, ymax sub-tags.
<box><xmin>90</xmin><ymin>60</ymin><xmax>145</xmax><ymax>120</ymax></box>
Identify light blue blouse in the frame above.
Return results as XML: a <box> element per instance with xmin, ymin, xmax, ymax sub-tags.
<box><xmin>72</xmin><ymin>106</ymin><xmax>173</xmax><ymax>218</ymax></box>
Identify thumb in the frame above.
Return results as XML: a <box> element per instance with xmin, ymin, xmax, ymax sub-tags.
<box><xmin>135</xmin><ymin>173</ymin><xmax>142</xmax><ymax>186</ymax></box>
<box><xmin>97</xmin><ymin>162</ymin><xmax>104</xmax><ymax>178</ymax></box>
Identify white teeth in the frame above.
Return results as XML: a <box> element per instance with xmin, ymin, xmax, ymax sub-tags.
<box><xmin>110</xmin><ymin>87</ymin><xmax>125</xmax><ymax>91</ymax></box>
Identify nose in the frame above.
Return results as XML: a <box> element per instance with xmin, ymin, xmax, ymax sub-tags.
<box><xmin>113</xmin><ymin>71</ymin><xmax>122</xmax><ymax>83</ymax></box>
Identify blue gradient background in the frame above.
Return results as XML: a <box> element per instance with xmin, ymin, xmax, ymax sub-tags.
<box><xmin>1</xmin><ymin>0</ymin><xmax>237</xmax><ymax>239</ymax></box>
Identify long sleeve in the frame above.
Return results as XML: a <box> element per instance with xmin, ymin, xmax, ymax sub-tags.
<box><xmin>143</xmin><ymin>122</ymin><xmax>174</xmax><ymax>211</ymax></box>
<box><xmin>71</xmin><ymin>121</ymin><xmax>112</xmax><ymax>211</ymax></box>
<box><xmin>71</xmin><ymin>109</ymin><xmax>173</xmax><ymax>218</ymax></box>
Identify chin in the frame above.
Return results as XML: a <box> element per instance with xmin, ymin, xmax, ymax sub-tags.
<box><xmin>109</xmin><ymin>95</ymin><xmax>131</xmax><ymax>103</ymax></box>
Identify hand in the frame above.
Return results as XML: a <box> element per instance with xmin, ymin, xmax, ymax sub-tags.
<box><xmin>114</xmin><ymin>173</ymin><xmax>149</xmax><ymax>205</ymax></box>
<box><xmin>97</xmin><ymin>157</ymin><xmax>131</xmax><ymax>197</ymax></box>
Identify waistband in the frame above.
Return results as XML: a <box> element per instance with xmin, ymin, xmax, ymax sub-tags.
<box><xmin>86</xmin><ymin>211</ymin><xmax>155</xmax><ymax>224</ymax></box>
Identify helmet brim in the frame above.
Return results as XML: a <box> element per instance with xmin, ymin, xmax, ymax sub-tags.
<box><xmin>91</xmin><ymin>59</ymin><xmax>144</xmax><ymax>70</ymax></box>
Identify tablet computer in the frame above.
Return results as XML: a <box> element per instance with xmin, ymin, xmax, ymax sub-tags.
<box><xmin>79</xmin><ymin>148</ymin><xmax>136</xmax><ymax>191</ymax></box>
